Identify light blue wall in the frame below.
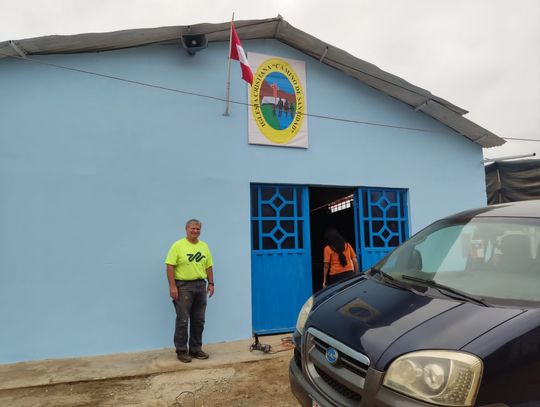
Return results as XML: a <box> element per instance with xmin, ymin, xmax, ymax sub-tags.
<box><xmin>0</xmin><ymin>39</ymin><xmax>485</xmax><ymax>363</ymax></box>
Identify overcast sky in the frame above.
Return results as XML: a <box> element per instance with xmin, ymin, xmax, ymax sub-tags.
<box><xmin>2</xmin><ymin>0</ymin><xmax>539</xmax><ymax>160</ymax></box>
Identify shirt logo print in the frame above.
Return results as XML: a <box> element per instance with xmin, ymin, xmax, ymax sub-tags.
<box><xmin>187</xmin><ymin>252</ymin><xmax>206</xmax><ymax>263</ymax></box>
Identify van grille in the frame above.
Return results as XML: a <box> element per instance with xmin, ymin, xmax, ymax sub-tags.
<box><xmin>303</xmin><ymin>327</ymin><xmax>370</xmax><ymax>407</ymax></box>
<box><xmin>311</xmin><ymin>336</ymin><xmax>368</xmax><ymax>377</ymax></box>
<box><xmin>314</xmin><ymin>366</ymin><xmax>362</xmax><ymax>402</ymax></box>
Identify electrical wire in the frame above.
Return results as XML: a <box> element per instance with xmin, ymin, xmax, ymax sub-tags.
<box><xmin>171</xmin><ymin>389</ymin><xmax>198</xmax><ymax>407</ymax></box>
<box><xmin>268</xmin><ymin>336</ymin><xmax>294</xmax><ymax>354</ymax></box>
<box><xmin>1</xmin><ymin>51</ymin><xmax>538</xmax><ymax>142</ymax></box>
<box><xmin>0</xmin><ymin>51</ymin><xmax>230</xmax><ymax>103</ymax></box>
<box><xmin>0</xmin><ymin>51</ymin><xmax>446</xmax><ymax>135</ymax></box>
<box><xmin>498</xmin><ymin>137</ymin><xmax>540</xmax><ymax>142</ymax></box>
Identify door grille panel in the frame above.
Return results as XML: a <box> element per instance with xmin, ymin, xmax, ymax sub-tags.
<box><xmin>356</xmin><ymin>188</ymin><xmax>409</xmax><ymax>271</ymax></box>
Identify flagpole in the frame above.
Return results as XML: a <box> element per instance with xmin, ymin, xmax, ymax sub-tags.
<box><xmin>223</xmin><ymin>12</ymin><xmax>234</xmax><ymax>116</ymax></box>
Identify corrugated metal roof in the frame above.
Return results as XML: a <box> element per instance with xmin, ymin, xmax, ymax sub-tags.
<box><xmin>0</xmin><ymin>16</ymin><xmax>504</xmax><ymax>148</ymax></box>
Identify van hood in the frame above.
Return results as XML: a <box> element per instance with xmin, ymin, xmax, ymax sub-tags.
<box><xmin>307</xmin><ymin>276</ymin><xmax>524</xmax><ymax>371</ymax></box>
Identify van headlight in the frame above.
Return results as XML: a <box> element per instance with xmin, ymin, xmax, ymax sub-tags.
<box><xmin>295</xmin><ymin>296</ymin><xmax>313</xmax><ymax>333</ymax></box>
<box><xmin>383</xmin><ymin>350</ymin><xmax>483</xmax><ymax>406</ymax></box>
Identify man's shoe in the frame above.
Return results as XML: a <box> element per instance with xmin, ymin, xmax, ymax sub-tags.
<box><xmin>189</xmin><ymin>350</ymin><xmax>209</xmax><ymax>360</ymax></box>
<box><xmin>177</xmin><ymin>352</ymin><xmax>192</xmax><ymax>363</ymax></box>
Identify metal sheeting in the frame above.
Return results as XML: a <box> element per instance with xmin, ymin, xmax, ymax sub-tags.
<box><xmin>485</xmin><ymin>159</ymin><xmax>540</xmax><ymax>204</ymax></box>
<box><xmin>0</xmin><ymin>16</ymin><xmax>504</xmax><ymax>148</ymax></box>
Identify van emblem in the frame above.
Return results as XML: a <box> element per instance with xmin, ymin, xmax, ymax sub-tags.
<box><xmin>325</xmin><ymin>347</ymin><xmax>339</xmax><ymax>365</ymax></box>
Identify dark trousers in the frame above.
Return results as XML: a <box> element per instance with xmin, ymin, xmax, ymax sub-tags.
<box><xmin>172</xmin><ymin>280</ymin><xmax>207</xmax><ymax>354</ymax></box>
<box><xmin>327</xmin><ymin>270</ymin><xmax>355</xmax><ymax>286</ymax></box>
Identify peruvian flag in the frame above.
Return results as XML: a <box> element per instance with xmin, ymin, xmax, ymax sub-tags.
<box><xmin>229</xmin><ymin>22</ymin><xmax>253</xmax><ymax>85</ymax></box>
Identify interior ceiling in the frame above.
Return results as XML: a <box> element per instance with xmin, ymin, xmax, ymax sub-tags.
<box><xmin>309</xmin><ymin>186</ymin><xmax>354</xmax><ymax>212</ymax></box>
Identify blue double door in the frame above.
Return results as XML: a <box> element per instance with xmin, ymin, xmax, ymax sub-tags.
<box><xmin>250</xmin><ymin>184</ymin><xmax>409</xmax><ymax>335</ymax></box>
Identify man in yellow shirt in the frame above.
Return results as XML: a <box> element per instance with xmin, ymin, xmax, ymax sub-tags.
<box><xmin>165</xmin><ymin>219</ymin><xmax>214</xmax><ymax>363</ymax></box>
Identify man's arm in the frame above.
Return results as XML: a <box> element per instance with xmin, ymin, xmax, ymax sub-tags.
<box><xmin>166</xmin><ymin>264</ymin><xmax>178</xmax><ymax>300</ymax></box>
<box><xmin>206</xmin><ymin>266</ymin><xmax>215</xmax><ymax>297</ymax></box>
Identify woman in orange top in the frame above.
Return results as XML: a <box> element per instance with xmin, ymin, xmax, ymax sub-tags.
<box><xmin>323</xmin><ymin>229</ymin><xmax>359</xmax><ymax>288</ymax></box>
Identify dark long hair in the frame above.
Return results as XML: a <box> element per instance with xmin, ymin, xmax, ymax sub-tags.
<box><xmin>324</xmin><ymin>229</ymin><xmax>347</xmax><ymax>267</ymax></box>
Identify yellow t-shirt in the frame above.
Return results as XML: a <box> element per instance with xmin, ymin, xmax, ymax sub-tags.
<box><xmin>165</xmin><ymin>238</ymin><xmax>213</xmax><ymax>280</ymax></box>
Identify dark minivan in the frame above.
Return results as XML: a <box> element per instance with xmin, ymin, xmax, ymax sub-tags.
<box><xmin>289</xmin><ymin>200</ymin><xmax>540</xmax><ymax>407</ymax></box>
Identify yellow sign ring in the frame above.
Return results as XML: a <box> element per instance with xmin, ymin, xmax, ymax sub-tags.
<box><xmin>250</xmin><ymin>58</ymin><xmax>305</xmax><ymax>144</ymax></box>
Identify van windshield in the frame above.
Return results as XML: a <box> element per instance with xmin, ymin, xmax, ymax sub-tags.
<box><xmin>377</xmin><ymin>217</ymin><xmax>540</xmax><ymax>303</ymax></box>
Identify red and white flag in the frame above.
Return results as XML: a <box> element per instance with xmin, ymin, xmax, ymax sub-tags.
<box><xmin>229</xmin><ymin>22</ymin><xmax>253</xmax><ymax>85</ymax></box>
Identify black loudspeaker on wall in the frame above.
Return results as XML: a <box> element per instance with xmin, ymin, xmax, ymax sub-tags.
<box><xmin>181</xmin><ymin>33</ymin><xmax>208</xmax><ymax>56</ymax></box>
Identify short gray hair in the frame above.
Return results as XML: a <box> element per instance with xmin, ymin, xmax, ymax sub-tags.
<box><xmin>185</xmin><ymin>219</ymin><xmax>202</xmax><ymax>228</ymax></box>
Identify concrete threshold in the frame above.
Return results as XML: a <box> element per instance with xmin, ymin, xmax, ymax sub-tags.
<box><xmin>0</xmin><ymin>334</ymin><xmax>293</xmax><ymax>391</ymax></box>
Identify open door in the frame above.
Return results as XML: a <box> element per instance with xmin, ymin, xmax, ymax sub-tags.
<box><xmin>355</xmin><ymin>188</ymin><xmax>409</xmax><ymax>270</ymax></box>
<box><xmin>251</xmin><ymin>184</ymin><xmax>312</xmax><ymax>335</ymax></box>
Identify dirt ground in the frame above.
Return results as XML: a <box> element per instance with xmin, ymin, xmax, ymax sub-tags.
<box><xmin>0</xmin><ymin>354</ymin><xmax>299</xmax><ymax>407</ymax></box>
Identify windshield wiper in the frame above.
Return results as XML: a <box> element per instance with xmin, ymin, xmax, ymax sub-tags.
<box><xmin>369</xmin><ymin>267</ymin><xmax>395</xmax><ymax>280</ymax></box>
<box><xmin>369</xmin><ymin>268</ymin><xmax>418</xmax><ymax>292</ymax></box>
<box><xmin>401</xmin><ymin>274</ymin><xmax>490</xmax><ymax>307</ymax></box>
